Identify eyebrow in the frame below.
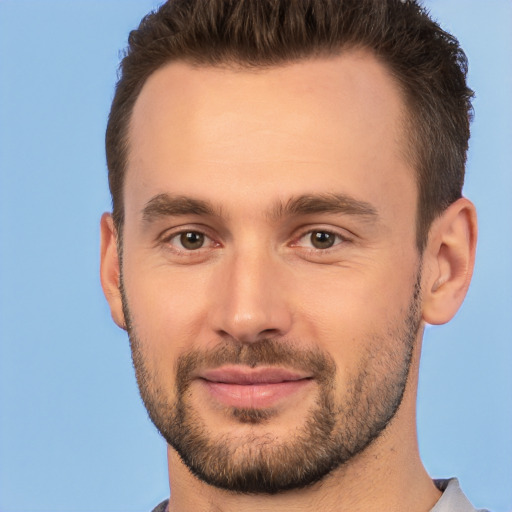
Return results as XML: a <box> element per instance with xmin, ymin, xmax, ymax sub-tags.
<box><xmin>269</xmin><ymin>193</ymin><xmax>378</xmax><ymax>221</ymax></box>
<box><xmin>141</xmin><ymin>193</ymin><xmax>221</xmax><ymax>223</ymax></box>
<box><xmin>141</xmin><ymin>192</ymin><xmax>378</xmax><ymax>224</ymax></box>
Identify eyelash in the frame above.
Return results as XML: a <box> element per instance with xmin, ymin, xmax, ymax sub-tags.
<box><xmin>159</xmin><ymin>226</ymin><xmax>351</xmax><ymax>256</ymax></box>
<box><xmin>291</xmin><ymin>229</ymin><xmax>349</xmax><ymax>252</ymax></box>
<box><xmin>161</xmin><ymin>229</ymin><xmax>218</xmax><ymax>253</ymax></box>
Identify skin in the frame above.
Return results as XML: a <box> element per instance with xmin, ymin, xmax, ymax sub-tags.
<box><xmin>101</xmin><ymin>50</ymin><xmax>477</xmax><ymax>511</ymax></box>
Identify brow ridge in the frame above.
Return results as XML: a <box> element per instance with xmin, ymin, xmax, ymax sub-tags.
<box><xmin>142</xmin><ymin>193</ymin><xmax>219</xmax><ymax>223</ymax></box>
<box><xmin>270</xmin><ymin>193</ymin><xmax>378</xmax><ymax>220</ymax></box>
<box><xmin>141</xmin><ymin>192</ymin><xmax>378</xmax><ymax>224</ymax></box>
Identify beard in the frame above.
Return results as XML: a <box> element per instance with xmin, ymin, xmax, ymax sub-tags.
<box><xmin>120</xmin><ymin>272</ymin><xmax>422</xmax><ymax>495</ymax></box>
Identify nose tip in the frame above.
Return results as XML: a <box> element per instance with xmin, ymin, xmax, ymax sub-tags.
<box><xmin>210</xmin><ymin>254</ymin><xmax>293</xmax><ymax>344</ymax></box>
<box><xmin>217</xmin><ymin>312</ymin><xmax>285</xmax><ymax>344</ymax></box>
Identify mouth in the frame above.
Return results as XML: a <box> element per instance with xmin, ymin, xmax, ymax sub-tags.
<box><xmin>197</xmin><ymin>366</ymin><xmax>314</xmax><ymax>409</ymax></box>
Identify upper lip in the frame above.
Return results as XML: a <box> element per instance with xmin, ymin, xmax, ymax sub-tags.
<box><xmin>199</xmin><ymin>366</ymin><xmax>312</xmax><ymax>385</ymax></box>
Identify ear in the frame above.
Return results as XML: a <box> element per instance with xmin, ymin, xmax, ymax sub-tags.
<box><xmin>422</xmin><ymin>197</ymin><xmax>478</xmax><ymax>325</ymax></box>
<box><xmin>100</xmin><ymin>213</ymin><xmax>126</xmax><ymax>330</ymax></box>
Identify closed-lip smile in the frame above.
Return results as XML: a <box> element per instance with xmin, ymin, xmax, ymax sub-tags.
<box><xmin>197</xmin><ymin>366</ymin><xmax>314</xmax><ymax>409</ymax></box>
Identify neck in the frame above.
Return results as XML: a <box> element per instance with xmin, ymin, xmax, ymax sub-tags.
<box><xmin>165</xmin><ymin>338</ymin><xmax>441</xmax><ymax>512</ymax></box>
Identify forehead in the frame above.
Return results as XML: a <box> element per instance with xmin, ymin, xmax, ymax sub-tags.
<box><xmin>126</xmin><ymin>51</ymin><xmax>415</xmax><ymax>219</ymax></box>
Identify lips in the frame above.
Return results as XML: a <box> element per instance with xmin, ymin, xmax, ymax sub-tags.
<box><xmin>198</xmin><ymin>366</ymin><xmax>313</xmax><ymax>409</ymax></box>
<box><xmin>201</xmin><ymin>366</ymin><xmax>310</xmax><ymax>384</ymax></box>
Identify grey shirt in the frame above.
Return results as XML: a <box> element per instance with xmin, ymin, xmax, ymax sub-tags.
<box><xmin>432</xmin><ymin>478</ymin><xmax>489</xmax><ymax>512</ymax></box>
<box><xmin>150</xmin><ymin>478</ymin><xmax>488</xmax><ymax>512</ymax></box>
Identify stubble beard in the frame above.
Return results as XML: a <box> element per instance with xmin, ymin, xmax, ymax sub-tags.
<box><xmin>120</xmin><ymin>273</ymin><xmax>422</xmax><ymax>495</ymax></box>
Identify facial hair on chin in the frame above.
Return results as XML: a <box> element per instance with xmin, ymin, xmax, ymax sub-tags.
<box><xmin>120</xmin><ymin>271</ymin><xmax>422</xmax><ymax>494</ymax></box>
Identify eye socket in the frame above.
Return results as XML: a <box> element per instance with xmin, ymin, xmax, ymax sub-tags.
<box><xmin>294</xmin><ymin>229</ymin><xmax>346</xmax><ymax>250</ymax></box>
<box><xmin>164</xmin><ymin>230</ymin><xmax>210</xmax><ymax>251</ymax></box>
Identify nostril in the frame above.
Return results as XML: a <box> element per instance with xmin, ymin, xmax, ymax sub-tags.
<box><xmin>215</xmin><ymin>327</ymin><xmax>284</xmax><ymax>344</ymax></box>
<box><xmin>259</xmin><ymin>328</ymin><xmax>280</xmax><ymax>338</ymax></box>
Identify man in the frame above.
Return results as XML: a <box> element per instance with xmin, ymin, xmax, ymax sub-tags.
<box><xmin>100</xmin><ymin>0</ymin><xmax>483</xmax><ymax>510</ymax></box>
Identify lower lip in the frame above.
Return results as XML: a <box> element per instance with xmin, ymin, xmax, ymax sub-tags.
<box><xmin>201</xmin><ymin>379</ymin><xmax>312</xmax><ymax>409</ymax></box>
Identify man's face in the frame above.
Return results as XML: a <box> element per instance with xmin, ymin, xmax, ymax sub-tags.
<box><xmin>118</xmin><ymin>52</ymin><xmax>423</xmax><ymax>493</ymax></box>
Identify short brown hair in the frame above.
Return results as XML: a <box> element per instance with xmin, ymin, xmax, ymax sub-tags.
<box><xmin>106</xmin><ymin>0</ymin><xmax>474</xmax><ymax>251</ymax></box>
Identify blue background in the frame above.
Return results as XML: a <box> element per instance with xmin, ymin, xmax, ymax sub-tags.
<box><xmin>0</xmin><ymin>1</ymin><xmax>510</xmax><ymax>511</ymax></box>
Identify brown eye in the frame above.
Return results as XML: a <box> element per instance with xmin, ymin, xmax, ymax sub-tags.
<box><xmin>310</xmin><ymin>231</ymin><xmax>336</xmax><ymax>249</ymax></box>
<box><xmin>180</xmin><ymin>231</ymin><xmax>205</xmax><ymax>250</ymax></box>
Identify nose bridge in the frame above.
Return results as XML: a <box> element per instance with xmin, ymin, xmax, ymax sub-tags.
<box><xmin>211</xmin><ymin>241</ymin><xmax>292</xmax><ymax>343</ymax></box>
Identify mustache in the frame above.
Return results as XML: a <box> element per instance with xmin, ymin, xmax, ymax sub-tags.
<box><xmin>175</xmin><ymin>339</ymin><xmax>337</xmax><ymax>391</ymax></box>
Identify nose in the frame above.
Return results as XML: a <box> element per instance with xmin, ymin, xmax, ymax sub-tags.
<box><xmin>209</xmin><ymin>248</ymin><xmax>293</xmax><ymax>344</ymax></box>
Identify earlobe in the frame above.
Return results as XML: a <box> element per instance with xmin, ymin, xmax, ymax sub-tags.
<box><xmin>99</xmin><ymin>213</ymin><xmax>126</xmax><ymax>330</ymax></box>
<box><xmin>422</xmin><ymin>198</ymin><xmax>477</xmax><ymax>325</ymax></box>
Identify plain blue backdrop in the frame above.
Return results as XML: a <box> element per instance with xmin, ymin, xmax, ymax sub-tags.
<box><xmin>0</xmin><ymin>1</ymin><xmax>511</xmax><ymax>511</ymax></box>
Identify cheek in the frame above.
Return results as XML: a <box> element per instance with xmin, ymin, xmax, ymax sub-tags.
<box><xmin>122</xmin><ymin>260</ymin><xmax>213</xmax><ymax>361</ymax></box>
<box><xmin>291</xmin><ymin>263</ymin><xmax>417</xmax><ymax>362</ymax></box>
